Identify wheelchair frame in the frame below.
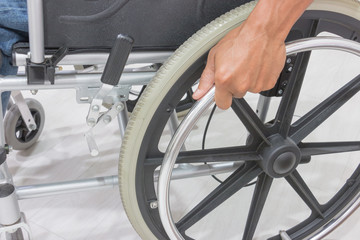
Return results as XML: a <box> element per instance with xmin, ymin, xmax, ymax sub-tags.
<box><xmin>0</xmin><ymin>0</ymin><xmax>245</xmax><ymax>238</ymax></box>
<box><xmin>0</xmin><ymin>0</ymin><xmax>360</xmax><ymax>239</ymax></box>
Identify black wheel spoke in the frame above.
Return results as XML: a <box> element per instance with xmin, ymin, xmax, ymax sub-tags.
<box><xmin>145</xmin><ymin>147</ymin><xmax>261</xmax><ymax>166</ymax></box>
<box><xmin>300</xmin><ymin>141</ymin><xmax>360</xmax><ymax>156</ymax></box>
<box><xmin>16</xmin><ymin>117</ymin><xmax>27</xmax><ymax>129</ymax></box>
<box><xmin>33</xmin><ymin>111</ymin><xmax>41</xmax><ymax>124</ymax></box>
<box><xmin>275</xmin><ymin>52</ymin><xmax>311</xmax><ymax>138</ymax></box>
<box><xmin>231</xmin><ymin>98</ymin><xmax>271</xmax><ymax>145</ymax></box>
<box><xmin>285</xmin><ymin>170</ymin><xmax>324</xmax><ymax>218</ymax></box>
<box><xmin>24</xmin><ymin>131</ymin><xmax>34</xmax><ymax>142</ymax></box>
<box><xmin>290</xmin><ymin>74</ymin><xmax>360</xmax><ymax>143</ymax></box>
<box><xmin>242</xmin><ymin>173</ymin><xmax>273</xmax><ymax>240</ymax></box>
<box><xmin>176</xmin><ymin>163</ymin><xmax>262</xmax><ymax>232</ymax></box>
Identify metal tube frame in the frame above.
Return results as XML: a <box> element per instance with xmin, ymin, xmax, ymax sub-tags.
<box><xmin>0</xmin><ymin>41</ymin><xmax>240</xmax><ymax>210</ymax></box>
<box><xmin>14</xmin><ymin>51</ymin><xmax>173</xmax><ymax>67</ymax></box>
<box><xmin>26</xmin><ymin>0</ymin><xmax>45</xmax><ymax>63</ymax></box>
<box><xmin>117</xmin><ymin>101</ymin><xmax>129</xmax><ymax>138</ymax></box>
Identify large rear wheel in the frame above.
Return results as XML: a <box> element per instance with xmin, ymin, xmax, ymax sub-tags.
<box><xmin>119</xmin><ymin>0</ymin><xmax>360</xmax><ymax>239</ymax></box>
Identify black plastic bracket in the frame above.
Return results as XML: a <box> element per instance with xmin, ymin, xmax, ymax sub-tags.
<box><xmin>26</xmin><ymin>47</ymin><xmax>68</xmax><ymax>85</ymax></box>
<box><xmin>260</xmin><ymin>54</ymin><xmax>299</xmax><ymax>97</ymax></box>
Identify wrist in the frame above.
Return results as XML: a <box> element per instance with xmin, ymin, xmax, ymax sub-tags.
<box><xmin>245</xmin><ymin>0</ymin><xmax>313</xmax><ymax>42</ymax></box>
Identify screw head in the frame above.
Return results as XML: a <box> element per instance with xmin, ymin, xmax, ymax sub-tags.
<box><xmin>30</xmin><ymin>89</ymin><xmax>38</xmax><ymax>95</ymax></box>
<box><xmin>87</xmin><ymin>118</ymin><xmax>96</xmax><ymax>126</ymax></box>
<box><xmin>116</xmin><ymin>103</ymin><xmax>124</xmax><ymax>112</ymax></box>
<box><xmin>92</xmin><ymin>105</ymin><xmax>100</xmax><ymax>112</ymax></box>
<box><xmin>103</xmin><ymin>115</ymin><xmax>112</xmax><ymax>124</ymax></box>
<box><xmin>286</xmin><ymin>58</ymin><xmax>292</xmax><ymax>64</ymax></box>
<box><xmin>28</xmin><ymin>124</ymin><xmax>37</xmax><ymax>131</ymax></box>
<box><xmin>150</xmin><ymin>201</ymin><xmax>158</xmax><ymax>209</ymax></box>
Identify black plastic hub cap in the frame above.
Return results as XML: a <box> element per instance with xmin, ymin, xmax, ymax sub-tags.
<box><xmin>258</xmin><ymin>134</ymin><xmax>301</xmax><ymax>178</ymax></box>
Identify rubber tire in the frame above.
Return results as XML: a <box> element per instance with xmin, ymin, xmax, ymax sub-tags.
<box><xmin>119</xmin><ymin>0</ymin><xmax>360</xmax><ymax>239</ymax></box>
<box><xmin>4</xmin><ymin>98</ymin><xmax>45</xmax><ymax>150</ymax></box>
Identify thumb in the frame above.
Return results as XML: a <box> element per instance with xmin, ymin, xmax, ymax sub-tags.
<box><xmin>192</xmin><ymin>53</ymin><xmax>215</xmax><ymax>100</ymax></box>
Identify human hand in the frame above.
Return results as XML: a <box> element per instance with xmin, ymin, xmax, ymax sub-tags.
<box><xmin>192</xmin><ymin>22</ymin><xmax>286</xmax><ymax>110</ymax></box>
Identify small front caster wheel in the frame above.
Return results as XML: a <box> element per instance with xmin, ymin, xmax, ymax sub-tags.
<box><xmin>4</xmin><ymin>98</ymin><xmax>45</xmax><ymax>150</ymax></box>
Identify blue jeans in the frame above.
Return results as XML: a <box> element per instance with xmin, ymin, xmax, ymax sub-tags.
<box><xmin>0</xmin><ymin>0</ymin><xmax>28</xmax><ymax>114</ymax></box>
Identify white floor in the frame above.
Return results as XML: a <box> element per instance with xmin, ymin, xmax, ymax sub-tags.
<box><xmin>1</xmin><ymin>48</ymin><xmax>360</xmax><ymax>240</ymax></box>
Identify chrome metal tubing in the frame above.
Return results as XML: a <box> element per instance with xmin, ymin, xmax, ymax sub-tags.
<box><xmin>15</xmin><ymin>161</ymin><xmax>241</xmax><ymax>199</ymax></box>
<box><xmin>0</xmin><ymin>162</ymin><xmax>13</xmax><ymax>185</ymax></box>
<box><xmin>157</xmin><ymin>37</ymin><xmax>360</xmax><ymax>240</ymax></box>
<box><xmin>256</xmin><ymin>95</ymin><xmax>271</xmax><ymax>123</ymax></box>
<box><xmin>153</xmin><ymin>162</ymin><xmax>244</xmax><ymax>182</ymax></box>
<box><xmin>14</xmin><ymin>51</ymin><xmax>173</xmax><ymax>67</ymax></box>
<box><xmin>286</xmin><ymin>36</ymin><xmax>360</xmax><ymax>57</ymax></box>
<box><xmin>117</xmin><ymin>102</ymin><xmax>129</xmax><ymax>138</ymax></box>
<box><xmin>309</xmin><ymin>193</ymin><xmax>360</xmax><ymax>240</ymax></box>
<box><xmin>0</xmin><ymin>184</ymin><xmax>21</xmax><ymax>225</ymax></box>
<box><xmin>158</xmin><ymin>87</ymin><xmax>216</xmax><ymax>240</ymax></box>
<box><xmin>26</xmin><ymin>0</ymin><xmax>45</xmax><ymax>63</ymax></box>
<box><xmin>0</xmin><ymin>72</ymin><xmax>155</xmax><ymax>91</ymax></box>
<box><xmin>16</xmin><ymin>176</ymin><xmax>119</xmax><ymax>200</ymax></box>
<box><xmin>0</xmin><ymin>95</ymin><xmax>4</xmax><ymax>147</ymax></box>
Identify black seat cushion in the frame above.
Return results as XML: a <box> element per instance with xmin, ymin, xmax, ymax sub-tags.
<box><xmin>43</xmin><ymin>0</ymin><xmax>251</xmax><ymax>50</ymax></box>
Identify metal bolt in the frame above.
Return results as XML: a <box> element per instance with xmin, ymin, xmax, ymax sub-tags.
<box><xmin>287</xmin><ymin>66</ymin><xmax>293</xmax><ymax>72</ymax></box>
<box><xmin>28</xmin><ymin>124</ymin><xmax>37</xmax><ymax>131</ymax></box>
<box><xmin>116</xmin><ymin>103</ymin><xmax>124</xmax><ymax>112</ymax></box>
<box><xmin>92</xmin><ymin>105</ymin><xmax>100</xmax><ymax>112</ymax></box>
<box><xmin>286</xmin><ymin>58</ymin><xmax>292</xmax><ymax>64</ymax></box>
<box><xmin>30</xmin><ymin>89</ymin><xmax>38</xmax><ymax>95</ymax></box>
<box><xmin>103</xmin><ymin>115</ymin><xmax>112</xmax><ymax>124</ymax></box>
<box><xmin>87</xmin><ymin>118</ymin><xmax>96</xmax><ymax>127</ymax></box>
<box><xmin>277</xmin><ymin>89</ymin><xmax>284</xmax><ymax>95</ymax></box>
<box><xmin>150</xmin><ymin>201</ymin><xmax>158</xmax><ymax>209</ymax></box>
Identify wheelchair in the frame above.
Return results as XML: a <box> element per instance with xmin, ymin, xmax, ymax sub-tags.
<box><xmin>0</xmin><ymin>0</ymin><xmax>359</xmax><ymax>239</ymax></box>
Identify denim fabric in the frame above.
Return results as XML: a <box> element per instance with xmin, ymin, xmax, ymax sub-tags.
<box><xmin>0</xmin><ymin>0</ymin><xmax>28</xmax><ymax>114</ymax></box>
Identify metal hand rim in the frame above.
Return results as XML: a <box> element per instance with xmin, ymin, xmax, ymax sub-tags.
<box><xmin>157</xmin><ymin>36</ymin><xmax>360</xmax><ymax>240</ymax></box>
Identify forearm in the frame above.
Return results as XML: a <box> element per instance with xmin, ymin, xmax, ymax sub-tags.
<box><xmin>245</xmin><ymin>0</ymin><xmax>314</xmax><ymax>41</ymax></box>
<box><xmin>195</xmin><ymin>0</ymin><xmax>314</xmax><ymax>108</ymax></box>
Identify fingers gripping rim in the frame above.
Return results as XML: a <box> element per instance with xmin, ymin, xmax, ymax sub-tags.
<box><xmin>119</xmin><ymin>0</ymin><xmax>360</xmax><ymax>239</ymax></box>
<box><xmin>119</xmin><ymin>1</ymin><xmax>257</xmax><ymax>239</ymax></box>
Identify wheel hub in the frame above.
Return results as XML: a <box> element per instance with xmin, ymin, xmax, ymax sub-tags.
<box><xmin>258</xmin><ymin>134</ymin><xmax>301</xmax><ymax>178</ymax></box>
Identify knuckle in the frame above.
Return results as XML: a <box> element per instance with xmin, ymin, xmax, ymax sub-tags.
<box><xmin>215</xmin><ymin>71</ymin><xmax>232</xmax><ymax>86</ymax></box>
<box><xmin>251</xmin><ymin>86</ymin><xmax>262</xmax><ymax>93</ymax></box>
<box><xmin>236</xmin><ymin>82</ymin><xmax>250</xmax><ymax>93</ymax></box>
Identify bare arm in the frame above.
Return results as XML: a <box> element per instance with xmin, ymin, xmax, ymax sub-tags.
<box><xmin>193</xmin><ymin>0</ymin><xmax>314</xmax><ymax>109</ymax></box>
